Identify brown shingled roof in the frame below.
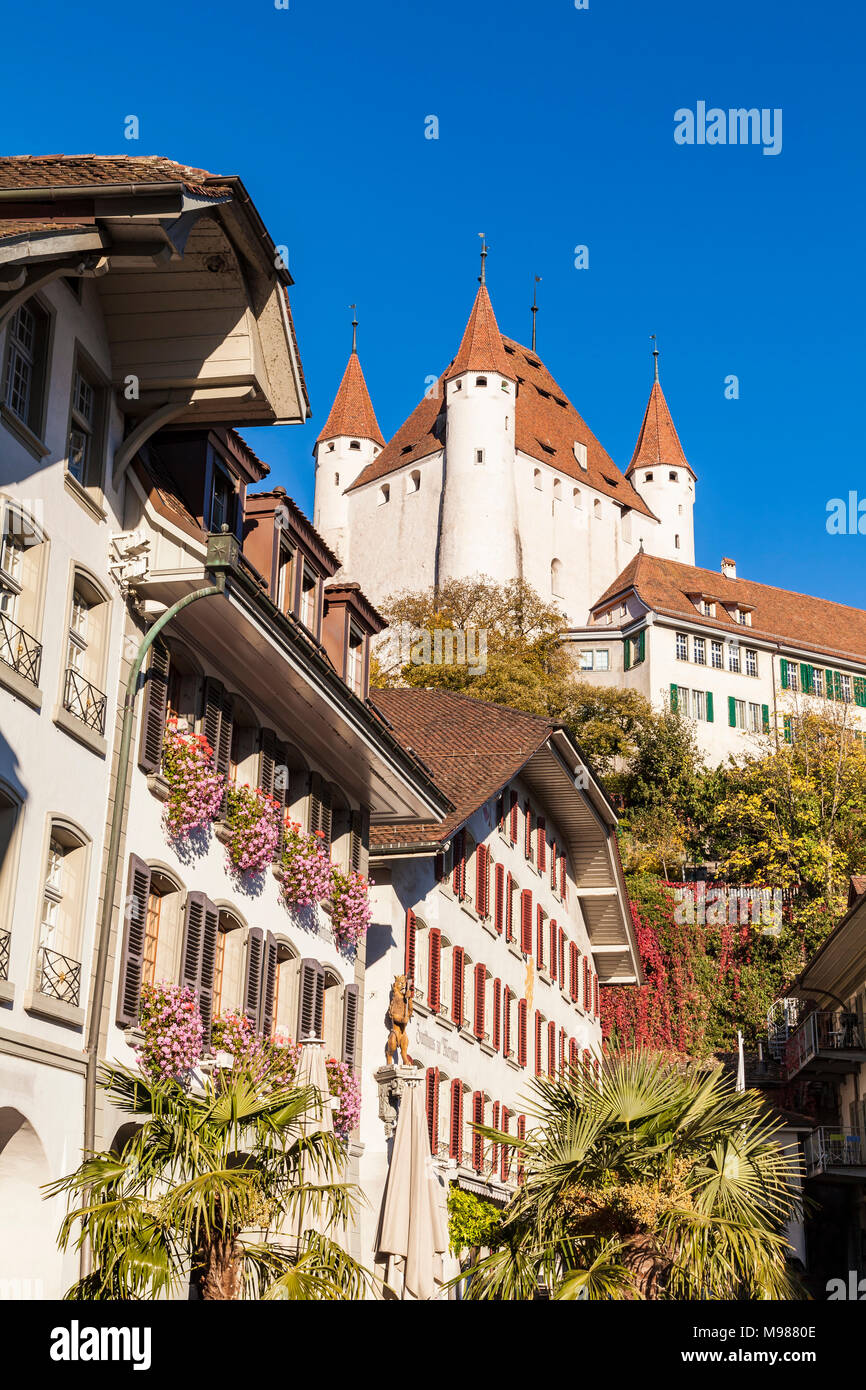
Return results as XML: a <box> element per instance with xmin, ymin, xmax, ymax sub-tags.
<box><xmin>0</xmin><ymin>217</ymin><xmax>97</xmax><ymax>242</ymax></box>
<box><xmin>316</xmin><ymin>350</ymin><xmax>384</xmax><ymax>447</ymax></box>
<box><xmin>591</xmin><ymin>552</ymin><xmax>866</xmax><ymax>665</ymax></box>
<box><xmin>443</xmin><ymin>284</ymin><xmax>515</xmax><ymax>382</ymax></box>
<box><xmin>627</xmin><ymin>377</ymin><xmax>692</xmax><ymax>478</ymax></box>
<box><xmin>369</xmin><ymin>687</ymin><xmax>557</xmax><ymax>847</ymax></box>
<box><xmin>0</xmin><ymin>154</ymin><xmax>231</xmax><ymax>197</ymax></box>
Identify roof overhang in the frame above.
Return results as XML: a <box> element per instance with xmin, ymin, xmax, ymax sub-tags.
<box><xmin>787</xmin><ymin>893</ymin><xmax>866</xmax><ymax>1007</ymax></box>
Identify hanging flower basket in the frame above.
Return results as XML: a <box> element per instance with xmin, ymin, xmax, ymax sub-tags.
<box><xmin>325</xmin><ymin>1057</ymin><xmax>361</xmax><ymax>1141</ymax></box>
<box><xmin>136</xmin><ymin>981</ymin><xmax>204</xmax><ymax>1083</ymax></box>
<box><xmin>279</xmin><ymin>821</ymin><xmax>333</xmax><ymax>906</ymax></box>
<box><xmin>329</xmin><ymin>867</ymin><xmax>373</xmax><ymax>951</ymax></box>
<box><xmin>161</xmin><ymin>721</ymin><xmax>225</xmax><ymax>840</ymax></box>
<box><xmin>224</xmin><ymin>783</ymin><xmax>281</xmax><ymax>873</ymax></box>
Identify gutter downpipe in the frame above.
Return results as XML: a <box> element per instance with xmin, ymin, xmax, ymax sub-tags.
<box><xmin>81</xmin><ymin>535</ymin><xmax>235</xmax><ymax>1279</ymax></box>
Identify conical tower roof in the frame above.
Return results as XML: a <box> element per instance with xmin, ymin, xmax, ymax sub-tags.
<box><xmin>444</xmin><ymin>283</ymin><xmax>515</xmax><ymax>382</ymax></box>
<box><xmin>627</xmin><ymin>371</ymin><xmax>693</xmax><ymax>478</ymax></box>
<box><xmin>317</xmin><ymin>349</ymin><xmax>384</xmax><ymax>448</ymax></box>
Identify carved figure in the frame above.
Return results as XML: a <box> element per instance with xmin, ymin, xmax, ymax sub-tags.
<box><xmin>386</xmin><ymin>974</ymin><xmax>414</xmax><ymax>1065</ymax></box>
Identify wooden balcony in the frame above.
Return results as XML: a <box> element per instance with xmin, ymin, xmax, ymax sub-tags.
<box><xmin>804</xmin><ymin>1127</ymin><xmax>866</xmax><ymax>1181</ymax></box>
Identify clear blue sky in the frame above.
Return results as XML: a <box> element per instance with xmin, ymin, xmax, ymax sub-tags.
<box><xmin>8</xmin><ymin>0</ymin><xmax>866</xmax><ymax>605</ymax></box>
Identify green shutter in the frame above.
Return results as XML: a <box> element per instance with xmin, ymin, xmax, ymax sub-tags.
<box><xmin>780</xmin><ymin>658</ymin><xmax>789</xmax><ymax>691</ymax></box>
<box><xmin>728</xmin><ymin>695</ymin><xmax>736</xmax><ymax>728</ymax></box>
<box><xmin>783</xmin><ymin>715</ymin><xmax>793</xmax><ymax>744</ymax></box>
<box><xmin>854</xmin><ymin>677</ymin><xmax>866</xmax><ymax>708</ymax></box>
<box><xmin>826</xmin><ymin>669</ymin><xmax>835</xmax><ymax>701</ymax></box>
<box><xmin>706</xmin><ymin>691</ymin><xmax>714</xmax><ymax>723</ymax></box>
<box><xmin>669</xmin><ymin>683</ymin><xmax>678</xmax><ymax>711</ymax></box>
<box><xmin>800</xmin><ymin>664</ymin><xmax>813</xmax><ymax>694</ymax></box>
<box><xmin>761</xmin><ymin>703</ymin><xmax>770</xmax><ymax>733</ymax></box>
<box><xmin>637</xmin><ymin>629</ymin><xmax>646</xmax><ymax>663</ymax></box>
<box><xmin>624</xmin><ymin>638</ymin><xmax>631</xmax><ymax>671</ymax></box>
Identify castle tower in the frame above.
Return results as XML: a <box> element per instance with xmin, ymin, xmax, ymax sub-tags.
<box><xmin>313</xmin><ymin>316</ymin><xmax>385</xmax><ymax>565</ymax></box>
<box><xmin>436</xmin><ymin>251</ymin><xmax>520</xmax><ymax>588</ymax></box>
<box><xmin>626</xmin><ymin>345</ymin><xmax>695</xmax><ymax>565</ymax></box>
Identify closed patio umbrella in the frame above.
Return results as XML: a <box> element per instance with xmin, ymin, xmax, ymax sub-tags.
<box><xmin>290</xmin><ymin>1039</ymin><xmax>347</xmax><ymax>1249</ymax></box>
<box><xmin>377</xmin><ymin>1077</ymin><xmax>450</xmax><ymax>1300</ymax></box>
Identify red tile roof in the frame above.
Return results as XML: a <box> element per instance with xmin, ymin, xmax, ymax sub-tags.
<box><xmin>0</xmin><ymin>154</ymin><xmax>230</xmax><ymax>197</ymax></box>
<box><xmin>316</xmin><ymin>350</ymin><xmax>384</xmax><ymax>447</ymax></box>
<box><xmin>591</xmin><ymin>552</ymin><xmax>866</xmax><ymax>665</ymax></box>
<box><xmin>627</xmin><ymin>378</ymin><xmax>692</xmax><ymax>477</ymax></box>
<box><xmin>369</xmin><ymin>687</ymin><xmax>557</xmax><ymax>846</ymax></box>
<box><xmin>443</xmin><ymin>284</ymin><xmax>515</xmax><ymax>382</ymax></box>
<box><xmin>0</xmin><ymin>217</ymin><xmax>97</xmax><ymax>242</ymax></box>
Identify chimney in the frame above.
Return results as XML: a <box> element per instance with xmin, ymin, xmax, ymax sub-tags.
<box><xmin>721</xmin><ymin>557</ymin><xmax>736</xmax><ymax>580</ymax></box>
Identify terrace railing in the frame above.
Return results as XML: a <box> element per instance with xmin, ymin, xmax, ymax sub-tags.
<box><xmin>37</xmin><ymin>945</ymin><xmax>82</xmax><ymax>1007</ymax></box>
<box><xmin>784</xmin><ymin>1010</ymin><xmax>864</xmax><ymax>1078</ymax></box>
<box><xmin>805</xmin><ymin>1127</ymin><xmax>866</xmax><ymax>1176</ymax></box>
<box><xmin>0</xmin><ymin>928</ymin><xmax>10</xmax><ymax>981</ymax></box>
<box><xmin>63</xmin><ymin>666</ymin><xmax>107</xmax><ymax>735</ymax></box>
<box><xmin>0</xmin><ymin>612</ymin><xmax>42</xmax><ymax>685</ymax></box>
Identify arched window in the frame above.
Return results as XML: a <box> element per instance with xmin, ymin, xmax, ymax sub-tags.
<box><xmin>475</xmin><ymin>376</ymin><xmax>487</xmax><ymax>387</ymax></box>
<box><xmin>0</xmin><ymin>500</ymin><xmax>48</xmax><ymax>685</ymax></box>
<box><xmin>406</xmin><ymin>469</ymin><xmax>421</xmax><ymax>494</ymax></box>
<box><xmin>533</xmin><ymin>469</ymin><xmax>542</xmax><ymax>491</ymax></box>
<box><xmin>553</xmin><ymin>478</ymin><xmax>562</xmax><ymax>502</ymax></box>
<box><xmin>379</xmin><ymin>484</ymin><xmax>390</xmax><ymax>505</ymax></box>
<box><xmin>165</xmin><ymin>643</ymin><xmax>201</xmax><ymax>734</ymax></box>
<box><xmin>329</xmin><ymin>784</ymin><xmax>353</xmax><ymax>871</ymax></box>
<box><xmin>213</xmin><ymin>908</ymin><xmax>247</xmax><ymax>1019</ymax></box>
<box><xmin>334</xmin><ymin>471</ymin><xmax>340</xmax><ymax>486</ymax></box>
<box><xmin>349</xmin><ymin>440</ymin><xmax>361</xmax><ymax>451</ymax></box>
<box><xmin>322</xmin><ymin>966</ymin><xmax>343</xmax><ymax>1056</ymax></box>
<box><xmin>593</xmin><ymin>498</ymin><xmax>602</xmax><ymax>519</ymax></box>
<box><xmin>272</xmin><ymin>940</ymin><xmax>300</xmax><ymax>1045</ymax></box>
<box><xmin>0</xmin><ymin>780</ymin><xmax>22</xmax><ymax>933</ymax></box>
<box><xmin>37</xmin><ymin>818</ymin><xmax>91</xmax><ymax>1005</ymax></box>
<box><xmin>227</xmin><ymin>696</ymin><xmax>259</xmax><ymax>788</ymax></box>
<box><xmin>669</xmin><ymin>470</ymin><xmax>678</xmax><ymax>482</ymax></box>
<box><xmin>573</xmin><ymin>487</ymin><xmax>582</xmax><ymax>509</ymax></box>
<box><xmin>550</xmin><ymin>558</ymin><xmax>564</xmax><ymax>597</ymax></box>
<box><xmin>141</xmin><ymin>866</ymin><xmax>185</xmax><ymax>988</ymax></box>
<box><xmin>62</xmin><ymin>569</ymin><xmax>111</xmax><ymax>737</ymax></box>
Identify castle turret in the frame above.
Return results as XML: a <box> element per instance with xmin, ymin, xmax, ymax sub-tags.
<box><xmin>313</xmin><ymin>318</ymin><xmax>385</xmax><ymax>565</ymax></box>
<box><xmin>436</xmin><ymin>254</ymin><xmax>520</xmax><ymax>587</ymax></box>
<box><xmin>626</xmin><ymin>347</ymin><xmax>695</xmax><ymax>564</ymax></box>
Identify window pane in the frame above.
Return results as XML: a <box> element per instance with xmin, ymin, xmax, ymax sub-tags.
<box><xmin>595</xmin><ymin>649</ymin><xmax>609</xmax><ymax>671</ymax></box>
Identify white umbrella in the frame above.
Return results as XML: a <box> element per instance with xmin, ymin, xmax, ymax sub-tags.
<box><xmin>736</xmin><ymin>1029</ymin><xmax>746</xmax><ymax>1093</ymax></box>
<box><xmin>290</xmin><ymin>1039</ymin><xmax>347</xmax><ymax>1250</ymax></box>
<box><xmin>377</xmin><ymin>1078</ymin><xmax>450</xmax><ymax>1300</ymax></box>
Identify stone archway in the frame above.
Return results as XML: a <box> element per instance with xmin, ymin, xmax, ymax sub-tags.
<box><xmin>0</xmin><ymin>1108</ymin><xmax>61</xmax><ymax>1298</ymax></box>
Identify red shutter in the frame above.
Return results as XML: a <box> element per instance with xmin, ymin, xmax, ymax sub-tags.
<box><xmin>537</xmin><ymin>817</ymin><xmax>546</xmax><ymax>872</ymax></box>
<box><xmin>494</xmin><ymin>862</ymin><xmax>505</xmax><ymax>934</ymax></box>
<box><xmin>506</xmin><ymin>874</ymin><xmax>515</xmax><ymax>941</ymax></box>
<box><xmin>453</xmin><ymin>829</ymin><xmax>466</xmax><ymax>900</ymax></box>
<box><xmin>524</xmin><ymin>800</ymin><xmax>532</xmax><ymax>859</ymax></box>
<box><xmin>426</xmin><ymin>1067</ymin><xmax>440</xmax><ymax>1154</ymax></box>
<box><xmin>536</xmin><ymin>905</ymin><xmax>544</xmax><ymax>970</ymax></box>
<box><xmin>560</xmin><ymin>1027</ymin><xmax>567</xmax><ymax>1075</ymax></box>
<box><xmin>559</xmin><ymin>929</ymin><xmax>566</xmax><ymax>987</ymax></box>
<box><xmin>450</xmin><ymin>1080</ymin><xmax>463</xmax><ymax>1160</ymax></box>
<box><xmin>405</xmin><ymin>908</ymin><xmax>417</xmax><ymax>979</ymax></box>
<box><xmin>474</xmin><ymin>963</ymin><xmax>485</xmax><ymax>1040</ymax></box>
<box><xmin>534</xmin><ymin>1011</ymin><xmax>543</xmax><ymax>1075</ymax></box>
<box><xmin>571</xmin><ymin>945</ymin><xmax>579</xmax><ymax>1002</ymax></box>
<box><xmin>520</xmin><ymin>889</ymin><xmax>533</xmax><ymax>954</ymax></box>
<box><xmin>500</xmin><ymin>1108</ymin><xmax>510</xmax><ymax>1182</ymax></box>
<box><xmin>491</xmin><ymin>1101</ymin><xmax>500</xmax><ymax>1171</ymax></box>
<box><xmin>509</xmin><ymin>788</ymin><xmax>518</xmax><ymax>842</ymax></box>
<box><xmin>549</xmin><ymin>918</ymin><xmax>558</xmax><ymax>983</ymax></box>
<box><xmin>517</xmin><ymin>1114</ymin><xmax>526</xmax><ymax>1183</ymax></box>
<box><xmin>560</xmin><ymin>852</ymin><xmax>567</xmax><ymax>900</ymax></box>
<box><xmin>583</xmin><ymin>957</ymin><xmax>591</xmax><ymax>1010</ymax></box>
<box><xmin>550</xmin><ymin>841</ymin><xmax>557</xmax><ymax>890</ymax></box>
<box><xmin>497</xmin><ymin>794</ymin><xmax>505</xmax><ymax>833</ymax></box>
<box><xmin>593</xmin><ymin>973</ymin><xmax>600</xmax><ymax>1018</ymax></box>
<box><xmin>518</xmin><ymin>999</ymin><xmax>527</xmax><ymax>1066</ymax></box>
<box><xmin>492</xmin><ymin>978</ymin><xmax>501</xmax><ymax>1050</ymax></box>
<box><xmin>428</xmin><ymin>928</ymin><xmax>441</xmax><ymax>1013</ymax></box>
<box><xmin>583</xmin><ymin>1049</ymin><xmax>593</xmax><ymax>1081</ymax></box>
<box><xmin>502</xmin><ymin>987</ymin><xmax>511</xmax><ymax>1057</ymax></box>
<box><xmin>569</xmin><ymin>1038</ymin><xmax>578</xmax><ymax>1069</ymax></box>
<box><xmin>476</xmin><ymin>843</ymin><xmax>489</xmax><ymax>918</ymax></box>
<box><xmin>472</xmin><ymin>1091</ymin><xmax>484</xmax><ymax>1171</ymax></box>
<box><xmin>547</xmin><ymin>1020</ymin><xmax>556</xmax><ymax>1077</ymax></box>
<box><xmin>452</xmin><ymin>946</ymin><xmax>465</xmax><ymax>1026</ymax></box>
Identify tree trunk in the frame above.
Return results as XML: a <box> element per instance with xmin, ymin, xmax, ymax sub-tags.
<box><xmin>197</xmin><ymin>1235</ymin><xmax>245</xmax><ymax>1300</ymax></box>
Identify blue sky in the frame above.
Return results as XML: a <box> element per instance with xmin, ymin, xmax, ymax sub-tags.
<box><xmin>8</xmin><ymin>0</ymin><xmax>866</xmax><ymax>604</ymax></box>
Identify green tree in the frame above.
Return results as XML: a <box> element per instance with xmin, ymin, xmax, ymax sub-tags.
<box><xmin>462</xmin><ymin>1053</ymin><xmax>803</xmax><ymax>1300</ymax></box>
<box><xmin>621</xmin><ymin>706</ymin><xmax>720</xmax><ymax>862</ymax></box>
<box><xmin>48</xmin><ymin>1062</ymin><xmax>370</xmax><ymax>1301</ymax></box>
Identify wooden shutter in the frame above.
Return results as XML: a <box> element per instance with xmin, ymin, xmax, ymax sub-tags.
<box><xmin>583</xmin><ymin>957</ymin><xmax>591</xmax><ymax>1010</ymax></box>
<box><xmin>550</xmin><ymin>841</ymin><xmax>557</xmax><ymax>889</ymax></box>
<box><xmin>449</xmin><ymin>1080</ymin><xmax>463</xmax><ymax>1160</ymax></box>
<box><xmin>474</xmin><ymin>963</ymin><xmax>485</xmax><ymax>1040</ymax></box>
<box><xmin>452</xmin><ymin>946</ymin><xmax>465</xmax><ymax>1026</ymax></box>
<box><xmin>349</xmin><ymin>807</ymin><xmax>369</xmax><ymax>874</ymax></box>
<box><xmin>494</xmin><ymin>862</ymin><xmax>505</xmax><ymax>934</ymax></box>
<box><xmin>800</xmin><ymin>663</ymin><xmax>813</xmax><ymax>694</ymax></box>
<box><xmin>623</xmin><ymin>637</ymin><xmax>631</xmax><ymax>671</ymax></box>
<box><xmin>138</xmin><ymin>640</ymin><xmax>170</xmax><ymax>773</ymax></box>
<box><xmin>492</xmin><ymin>978</ymin><xmax>501</xmax><ymax>1050</ymax></box>
<box><xmin>536</xmin><ymin>905</ymin><xmax>544</xmax><ymax>970</ymax></box>
<box><xmin>559</xmin><ymin>929</ymin><xmax>566</xmax><ymax>986</ymax></box>
<box><xmin>520</xmin><ymin>889</ymin><xmax>533</xmax><ymax>954</ymax></box>
<box><xmin>428</xmin><ymin>928</ymin><xmax>441</xmax><ymax>1013</ymax></box>
<box><xmin>298</xmin><ymin>958</ymin><xmax>324</xmax><ymax>1039</ymax></box>
<box><xmin>309</xmin><ymin>772</ymin><xmax>332</xmax><ymax>848</ymax></box>
<box><xmin>502</xmin><ymin>988</ymin><xmax>511</xmax><ymax>1057</ymax></box>
<box><xmin>728</xmin><ymin>695</ymin><xmax>737</xmax><ymax>728</ymax></box>
<box><xmin>518</xmin><ymin>1000</ymin><xmax>527</xmax><ymax>1066</ymax></box>
<box><xmin>570</xmin><ymin>943</ymin><xmax>578</xmax><ymax>1000</ymax></box>
<box><xmin>180</xmin><ymin>892</ymin><xmax>207</xmax><ymax>993</ymax></box>
<box><xmin>783</xmin><ymin>715</ymin><xmax>793</xmax><ymax>745</ymax></box>
<box><xmin>259</xmin><ymin>931</ymin><xmax>279</xmax><ymax>1040</ymax></box>
<box><xmin>637</xmin><ymin>629</ymin><xmax>646</xmax><ymax>662</ymax></box>
<box><xmin>453</xmin><ymin>829</ymin><xmax>466</xmax><ymax>900</ymax></box>
<box><xmin>780</xmin><ymin>657</ymin><xmax>789</xmax><ymax>690</ymax></box>
<box><xmin>198</xmin><ymin>901</ymin><xmax>219</xmax><ymax>1044</ymax></box>
<box><xmin>117</xmin><ymin>855</ymin><xmax>151</xmax><ymax>1025</ymax></box>
<box><xmin>272</xmin><ymin>742</ymin><xmax>290</xmax><ymax>857</ymax></box>
<box><xmin>854</xmin><ymin>677</ymin><xmax>866</xmax><ymax>708</ymax></box>
<box><xmin>761</xmin><ymin>703</ymin><xmax>770</xmax><ymax>734</ymax></box>
<box><xmin>569</xmin><ymin>1038</ymin><xmax>578</xmax><ymax>1069</ymax></box>
<box><xmin>559</xmin><ymin>854</ymin><xmax>567</xmax><ymax>900</ymax></box>
<box><xmin>426</xmin><ymin>1067</ymin><xmax>440</xmax><ymax>1154</ymax></box>
<box><xmin>472</xmin><ymin>1092</ymin><xmax>483</xmax><ymax>1171</ymax></box>
<box><xmin>258</xmin><ymin>727</ymin><xmax>277</xmax><ymax>796</ymax></box>
<box><xmin>524</xmin><ymin>801</ymin><xmax>532</xmax><ymax>859</ymax></box>
<box><xmin>670</xmin><ymin>683</ymin><xmax>679</xmax><ymax>712</ymax></box>
<box><xmin>549</xmin><ymin>919</ymin><xmax>558</xmax><ymax>983</ymax></box>
<box><xmin>506</xmin><ymin>873</ymin><xmax>515</xmax><ymax>940</ymax></box>
<box><xmin>405</xmin><ymin>908</ymin><xmax>417</xmax><ymax>979</ymax></box>
<box><xmin>548</xmin><ymin>1020</ymin><xmax>556</xmax><ymax>1077</ymax></box>
<box><xmin>500</xmin><ymin>1108</ymin><xmax>510</xmax><ymax>1181</ymax></box>
<box><xmin>475</xmin><ymin>843</ymin><xmax>489</xmax><ymax>917</ymax></box>
<box><xmin>491</xmin><ymin>1101</ymin><xmax>500</xmax><ymax>1170</ymax></box>
<box><xmin>560</xmin><ymin>1028</ymin><xmax>567</xmax><ymax>1075</ymax></box>
<box><xmin>509</xmin><ymin>788</ymin><xmax>518</xmax><ymax>842</ymax></box>
<box><xmin>517</xmin><ymin>1115</ymin><xmax>526</xmax><ymax>1183</ymax></box>
<box><xmin>534</xmin><ymin>1012</ymin><xmax>542</xmax><ymax>1075</ymax></box>
<box><xmin>243</xmin><ymin>926</ymin><xmax>265</xmax><ymax>1026</ymax></box>
<box><xmin>593</xmin><ymin>972</ymin><xmax>600</xmax><ymax>1018</ymax></box>
<box><xmin>536</xmin><ymin>818</ymin><xmax>546</xmax><ymax>872</ymax></box>
<box><xmin>706</xmin><ymin>691</ymin><xmax>714</xmax><ymax>723</ymax></box>
<box><xmin>202</xmin><ymin>677</ymin><xmax>224</xmax><ymax>760</ymax></box>
<box><xmin>341</xmin><ymin>983</ymin><xmax>360</xmax><ymax>1069</ymax></box>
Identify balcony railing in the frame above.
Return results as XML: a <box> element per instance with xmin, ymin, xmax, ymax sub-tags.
<box><xmin>805</xmin><ymin>1127</ymin><xmax>866</xmax><ymax>1177</ymax></box>
<box><xmin>38</xmin><ymin>945</ymin><xmax>82</xmax><ymax>1006</ymax></box>
<box><xmin>63</xmin><ymin>666</ymin><xmax>107</xmax><ymax>735</ymax></box>
<box><xmin>0</xmin><ymin>928</ymin><xmax>9</xmax><ymax>981</ymax></box>
<box><xmin>784</xmin><ymin>1010</ymin><xmax>864</xmax><ymax>1079</ymax></box>
<box><xmin>0</xmin><ymin>612</ymin><xmax>42</xmax><ymax>685</ymax></box>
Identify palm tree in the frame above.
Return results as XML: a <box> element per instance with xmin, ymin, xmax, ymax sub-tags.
<box><xmin>47</xmin><ymin>1061</ymin><xmax>370</xmax><ymax>1300</ymax></box>
<box><xmin>462</xmin><ymin>1052</ymin><xmax>805</xmax><ymax>1300</ymax></box>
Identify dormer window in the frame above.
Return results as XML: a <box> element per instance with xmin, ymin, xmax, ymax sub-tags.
<box><xmin>475</xmin><ymin>376</ymin><xmax>487</xmax><ymax>387</ymax></box>
<box><xmin>209</xmin><ymin>464</ymin><xmax>235</xmax><ymax>534</ymax></box>
<box><xmin>573</xmin><ymin>441</ymin><xmax>588</xmax><ymax>470</ymax></box>
<box><xmin>276</xmin><ymin>536</ymin><xmax>295</xmax><ymax>613</ymax></box>
<box><xmin>349</xmin><ymin>440</ymin><xmax>361</xmax><ymax>450</ymax></box>
<box><xmin>300</xmin><ymin>562</ymin><xmax>319</xmax><ymax>632</ymax></box>
<box><xmin>699</xmin><ymin>599</ymin><xmax>715</xmax><ymax>618</ymax></box>
<box><xmin>347</xmin><ymin>622</ymin><xmax>365</xmax><ymax>696</ymax></box>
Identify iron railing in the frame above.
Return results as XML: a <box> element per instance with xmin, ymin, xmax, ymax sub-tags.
<box><xmin>805</xmin><ymin>1127</ymin><xmax>866</xmax><ymax>1176</ymax></box>
<box><xmin>63</xmin><ymin>666</ymin><xmax>107</xmax><ymax>735</ymax></box>
<box><xmin>784</xmin><ymin>1010</ymin><xmax>864</xmax><ymax>1078</ymax></box>
<box><xmin>0</xmin><ymin>611</ymin><xmax>41</xmax><ymax>685</ymax></box>
<box><xmin>0</xmin><ymin>928</ymin><xmax>9</xmax><ymax>981</ymax></box>
<box><xmin>38</xmin><ymin>945</ymin><xmax>82</xmax><ymax>1006</ymax></box>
